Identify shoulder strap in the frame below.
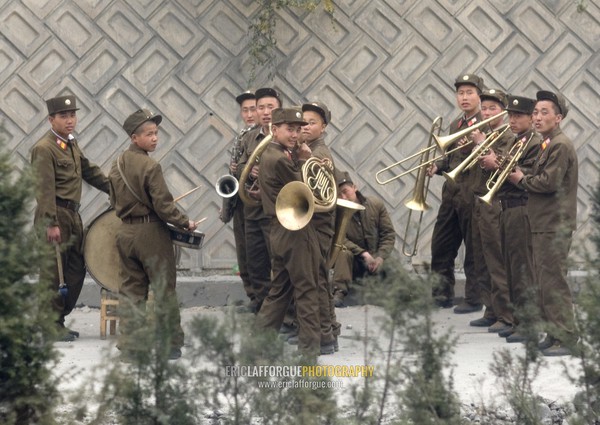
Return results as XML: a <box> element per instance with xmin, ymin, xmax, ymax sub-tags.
<box><xmin>117</xmin><ymin>153</ymin><xmax>151</xmax><ymax>208</ymax></box>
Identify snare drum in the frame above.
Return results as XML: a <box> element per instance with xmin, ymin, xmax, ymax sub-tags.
<box><xmin>168</xmin><ymin>224</ymin><xmax>205</xmax><ymax>250</ymax></box>
<box><xmin>83</xmin><ymin>209</ymin><xmax>121</xmax><ymax>292</ymax></box>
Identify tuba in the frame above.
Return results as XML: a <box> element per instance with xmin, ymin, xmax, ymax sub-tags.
<box><xmin>276</xmin><ymin>156</ymin><xmax>338</xmax><ymax>231</ymax></box>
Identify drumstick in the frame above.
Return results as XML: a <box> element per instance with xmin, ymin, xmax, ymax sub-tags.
<box><xmin>174</xmin><ymin>185</ymin><xmax>202</xmax><ymax>202</ymax></box>
<box><xmin>193</xmin><ymin>217</ymin><xmax>207</xmax><ymax>226</ymax></box>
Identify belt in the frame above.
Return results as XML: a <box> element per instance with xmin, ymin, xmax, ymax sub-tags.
<box><xmin>122</xmin><ymin>214</ymin><xmax>160</xmax><ymax>224</ymax></box>
<box><xmin>55</xmin><ymin>197</ymin><xmax>80</xmax><ymax>212</ymax></box>
<box><xmin>499</xmin><ymin>198</ymin><xmax>527</xmax><ymax>210</ymax></box>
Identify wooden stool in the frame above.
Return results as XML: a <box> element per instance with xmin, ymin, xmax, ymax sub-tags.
<box><xmin>100</xmin><ymin>289</ymin><xmax>119</xmax><ymax>339</ymax></box>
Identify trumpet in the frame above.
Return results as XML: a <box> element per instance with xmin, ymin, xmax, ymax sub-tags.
<box><xmin>375</xmin><ymin>112</ymin><xmax>508</xmax><ymax>185</ymax></box>
<box><xmin>479</xmin><ymin>133</ymin><xmax>534</xmax><ymax>205</ymax></box>
<box><xmin>443</xmin><ymin>124</ymin><xmax>510</xmax><ymax>183</ymax></box>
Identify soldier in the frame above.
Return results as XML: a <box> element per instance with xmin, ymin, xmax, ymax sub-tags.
<box><xmin>298</xmin><ymin>101</ymin><xmax>338</xmax><ymax>354</ymax></box>
<box><xmin>332</xmin><ymin>170</ymin><xmax>396</xmax><ymax>307</ymax></box>
<box><xmin>508</xmin><ymin>91</ymin><xmax>578</xmax><ymax>356</ymax></box>
<box><xmin>427</xmin><ymin>74</ymin><xmax>483</xmax><ymax>313</ymax></box>
<box><xmin>109</xmin><ymin>109</ymin><xmax>197</xmax><ymax>360</ymax></box>
<box><xmin>255</xmin><ymin>107</ymin><xmax>322</xmax><ymax>357</ymax></box>
<box><xmin>31</xmin><ymin>95</ymin><xmax>109</xmax><ymax>341</ymax></box>
<box><xmin>235</xmin><ymin>88</ymin><xmax>281</xmax><ymax>312</ymax></box>
<box><xmin>468</xmin><ymin>89</ymin><xmax>512</xmax><ymax>328</ymax></box>
<box><xmin>478</xmin><ymin>95</ymin><xmax>541</xmax><ymax>337</ymax></box>
<box><xmin>221</xmin><ymin>91</ymin><xmax>258</xmax><ymax>312</ymax></box>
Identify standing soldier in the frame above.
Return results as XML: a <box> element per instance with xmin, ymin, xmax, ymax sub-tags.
<box><xmin>236</xmin><ymin>88</ymin><xmax>281</xmax><ymax>312</ymax></box>
<box><xmin>427</xmin><ymin>74</ymin><xmax>483</xmax><ymax>313</ymax></box>
<box><xmin>220</xmin><ymin>91</ymin><xmax>258</xmax><ymax>312</ymax></box>
<box><xmin>508</xmin><ymin>91</ymin><xmax>578</xmax><ymax>356</ymax></box>
<box><xmin>256</xmin><ymin>107</ymin><xmax>322</xmax><ymax>357</ymax></box>
<box><xmin>109</xmin><ymin>108</ymin><xmax>197</xmax><ymax>360</ymax></box>
<box><xmin>468</xmin><ymin>89</ymin><xmax>512</xmax><ymax>328</ymax></box>
<box><xmin>31</xmin><ymin>95</ymin><xmax>109</xmax><ymax>341</ymax></box>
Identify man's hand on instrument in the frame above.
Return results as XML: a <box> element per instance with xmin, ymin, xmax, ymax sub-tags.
<box><xmin>297</xmin><ymin>143</ymin><xmax>312</xmax><ymax>161</ymax></box>
<box><xmin>478</xmin><ymin>150</ymin><xmax>498</xmax><ymax>171</ymax></box>
<box><xmin>471</xmin><ymin>129</ymin><xmax>485</xmax><ymax>145</ymax></box>
<box><xmin>426</xmin><ymin>163</ymin><xmax>438</xmax><ymax>177</ymax></box>
<box><xmin>187</xmin><ymin>220</ymin><xmax>198</xmax><ymax>232</ymax></box>
<box><xmin>47</xmin><ymin>226</ymin><xmax>61</xmax><ymax>243</ymax></box>
<box><xmin>508</xmin><ymin>166</ymin><xmax>524</xmax><ymax>185</ymax></box>
<box><xmin>247</xmin><ymin>186</ymin><xmax>261</xmax><ymax>200</ymax></box>
<box><xmin>229</xmin><ymin>161</ymin><xmax>238</xmax><ymax>174</ymax></box>
<box><xmin>458</xmin><ymin>136</ymin><xmax>472</xmax><ymax>152</ymax></box>
<box><xmin>250</xmin><ymin>165</ymin><xmax>259</xmax><ymax>180</ymax></box>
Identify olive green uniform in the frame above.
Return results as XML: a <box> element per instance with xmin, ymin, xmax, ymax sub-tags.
<box><xmin>496</xmin><ymin>129</ymin><xmax>541</xmax><ymax>327</ymax></box>
<box><xmin>256</xmin><ymin>141</ymin><xmax>321</xmax><ymax>355</ymax></box>
<box><xmin>31</xmin><ymin>130</ymin><xmax>109</xmax><ymax>325</ymax></box>
<box><xmin>109</xmin><ymin>143</ymin><xmax>190</xmax><ymax>350</ymax></box>
<box><xmin>333</xmin><ymin>190</ymin><xmax>395</xmax><ymax>293</ymax></box>
<box><xmin>236</xmin><ymin>127</ymin><xmax>271</xmax><ymax>307</ymax></box>
<box><xmin>306</xmin><ymin>137</ymin><xmax>338</xmax><ymax>344</ymax></box>
<box><xmin>431</xmin><ymin>113</ymin><xmax>481</xmax><ymax>306</ymax></box>
<box><xmin>518</xmin><ymin>127</ymin><xmax>578</xmax><ymax>340</ymax></box>
<box><xmin>469</xmin><ymin>127</ymin><xmax>513</xmax><ymax>320</ymax></box>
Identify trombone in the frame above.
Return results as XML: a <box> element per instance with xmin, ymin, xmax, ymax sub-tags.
<box><xmin>479</xmin><ymin>133</ymin><xmax>534</xmax><ymax>205</ymax></box>
<box><xmin>401</xmin><ymin>116</ymin><xmax>441</xmax><ymax>257</ymax></box>
<box><xmin>443</xmin><ymin>123</ymin><xmax>510</xmax><ymax>183</ymax></box>
<box><xmin>375</xmin><ymin>111</ymin><xmax>508</xmax><ymax>185</ymax></box>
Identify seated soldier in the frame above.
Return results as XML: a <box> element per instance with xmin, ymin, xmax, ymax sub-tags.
<box><xmin>332</xmin><ymin>170</ymin><xmax>396</xmax><ymax>307</ymax></box>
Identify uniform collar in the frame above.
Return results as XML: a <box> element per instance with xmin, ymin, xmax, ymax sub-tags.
<box><xmin>51</xmin><ymin>129</ymin><xmax>74</xmax><ymax>143</ymax></box>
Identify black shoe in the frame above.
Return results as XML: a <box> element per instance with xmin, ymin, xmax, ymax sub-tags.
<box><xmin>278</xmin><ymin>329</ymin><xmax>298</xmax><ymax>341</ymax></box>
<box><xmin>66</xmin><ymin>328</ymin><xmax>80</xmax><ymax>338</ymax></box>
<box><xmin>469</xmin><ymin>317</ymin><xmax>496</xmax><ymax>327</ymax></box>
<box><xmin>498</xmin><ymin>327</ymin><xmax>515</xmax><ymax>338</ymax></box>
<box><xmin>506</xmin><ymin>332</ymin><xmax>527</xmax><ymax>343</ymax></box>
<box><xmin>320</xmin><ymin>342</ymin><xmax>335</xmax><ymax>355</ymax></box>
<box><xmin>334</xmin><ymin>292</ymin><xmax>346</xmax><ymax>308</ymax></box>
<box><xmin>435</xmin><ymin>299</ymin><xmax>453</xmax><ymax>309</ymax></box>
<box><xmin>279</xmin><ymin>323</ymin><xmax>297</xmax><ymax>335</ymax></box>
<box><xmin>453</xmin><ymin>302</ymin><xmax>483</xmax><ymax>314</ymax></box>
<box><xmin>542</xmin><ymin>342</ymin><xmax>571</xmax><ymax>357</ymax></box>
<box><xmin>55</xmin><ymin>325</ymin><xmax>76</xmax><ymax>342</ymax></box>
<box><xmin>488</xmin><ymin>321</ymin><xmax>512</xmax><ymax>333</ymax></box>
<box><xmin>169</xmin><ymin>348</ymin><xmax>182</xmax><ymax>360</ymax></box>
<box><xmin>538</xmin><ymin>335</ymin><xmax>555</xmax><ymax>351</ymax></box>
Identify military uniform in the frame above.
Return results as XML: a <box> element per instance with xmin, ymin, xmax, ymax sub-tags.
<box><xmin>109</xmin><ymin>109</ymin><xmax>191</xmax><ymax>353</ymax></box>
<box><xmin>256</xmin><ymin>108</ymin><xmax>321</xmax><ymax>355</ymax></box>
<box><xmin>468</xmin><ymin>89</ymin><xmax>512</xmax><ymax>325</ymax></box>
<box><xmin>236</xmin><ymin>126</ymin><xmax>272</xmax><ymax>308</ymax></box>
<box><xmin>518</xmin><ymin>93</ymin><xmax>578</xmax><ymax>344</ymax></box>
<box><xmin>31</xmin><ymin>95</ymin><xmax>109</xmax><ymax>330</ymax></box>
<box><xmin>431</xmin><ymin>111</ymin><xmax>482</xmax><ymax>308</ymax></box>
<box><xmin>332</xmin><ymin>188</ymin><xmax>396</xmax><ymax>294</ymax></box>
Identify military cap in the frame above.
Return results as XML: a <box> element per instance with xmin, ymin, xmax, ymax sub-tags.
<box><xmin>336</xmin><ymin>170</ymin><xmax>353</xmax><ymax>187</ymax></box>
<box><xmin>46</xmin><ymin>95</ymin><xmax>79</xmax><ymax>115</ymax></box>
<box><xmin>454</xmin><ymin>74</ymin><xmax>484</xmax><ymax>92</ymax></box>
<box><xmin>236</xmin><ymin>90</ymin><xmax>255</xmax><ymax>105</ymax></box>
<box><xmin>536</xmin><ymin>90</ymin><xmax>569</xmax><ymax>118</ymax></box>
<box><xmin>302</xmin><ymin>101</ymin><xmax>331</xmax><ymax>125</ymax></box>
<box><xmin>506</xmin><ymin>95</ymin><xmax>536</xmax><ymax>115</ymax></box>
<box><xmin>123</xmin><ymin>108</ymin><xmax>163</xmax><ymax>136</ymax></box>
<box><xmin>271</xmin><ymin>107</ymin><xmax>307</xmax><ymax>126</ymax></box>
<box><xmin>255</xmin><ymin>87</ymin><xmax>282</xmax><ymax>105</ymax></box>
<box><xmin>480</xmin><ymin>88</ymin><xmax>507</xmax><ymax>108</ymax></box>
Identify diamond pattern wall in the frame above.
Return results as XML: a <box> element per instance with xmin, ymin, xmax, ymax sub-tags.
<box><xmin>0</xmin><ymin>0</ymin><xmax>597</xmax><ymax>271</ymax></box>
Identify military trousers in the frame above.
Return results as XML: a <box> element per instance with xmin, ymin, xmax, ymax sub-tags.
<box><xmin>499</xmin><ymin>203</ymin><xmax>534</xmax><ymax>326</ymax></box>
<box><xmin>232</xmin><ymin>203</ymin><xmax>252</xmax><ymax>302</ymax></box>
<box><xmin>116</xmin><ymin>221</ymin><xmax>184</xmax><ymax>350</ymax></box>
<box><xmin>430</xmin><ymin>182</ymin><xmax>478</xmax><ymax>305</ymax></box>
<box><xmin>40</xmin><ymin>206</ymin><xmax>87</xmax><ymax>325</ymax></box>
<box><xmin>256</xmin><ymin>219</ymin><xmax>321</xmax><ymax>355</ymax></box>
<box><xmin>532</xmin><ymin>231</ymin><xmax>576</xmax><ymax>341</ymax></box>
<box><xmin>314</xmin><ymin>227</ymin><xmax>338</xmax><ymax>343</ymax></box>
<box><xmin>472</xmin><ymin>197</ymin><xmax>506</xmax><ymax>320</ymax></box>
<box><xmin>245</xmin><ymin>217</ymin><xmax>271</xmax><ymax>305</ymax></box>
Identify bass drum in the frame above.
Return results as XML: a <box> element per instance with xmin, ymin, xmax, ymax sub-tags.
<box><xmin>83</xmin><ymin>209</ymin><xmax>122</xmax><ymax>293</ymax></box>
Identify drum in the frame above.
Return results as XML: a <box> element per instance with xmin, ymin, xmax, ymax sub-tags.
<box><xmin>83</xmin><ymin>209</ymin><xmax>121</xmax><ymax>292</ymax></box>
<box><xmin>168</xmin><ymin>224</ymin><xmax>205</xmax><ymax>250</ymax></box>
